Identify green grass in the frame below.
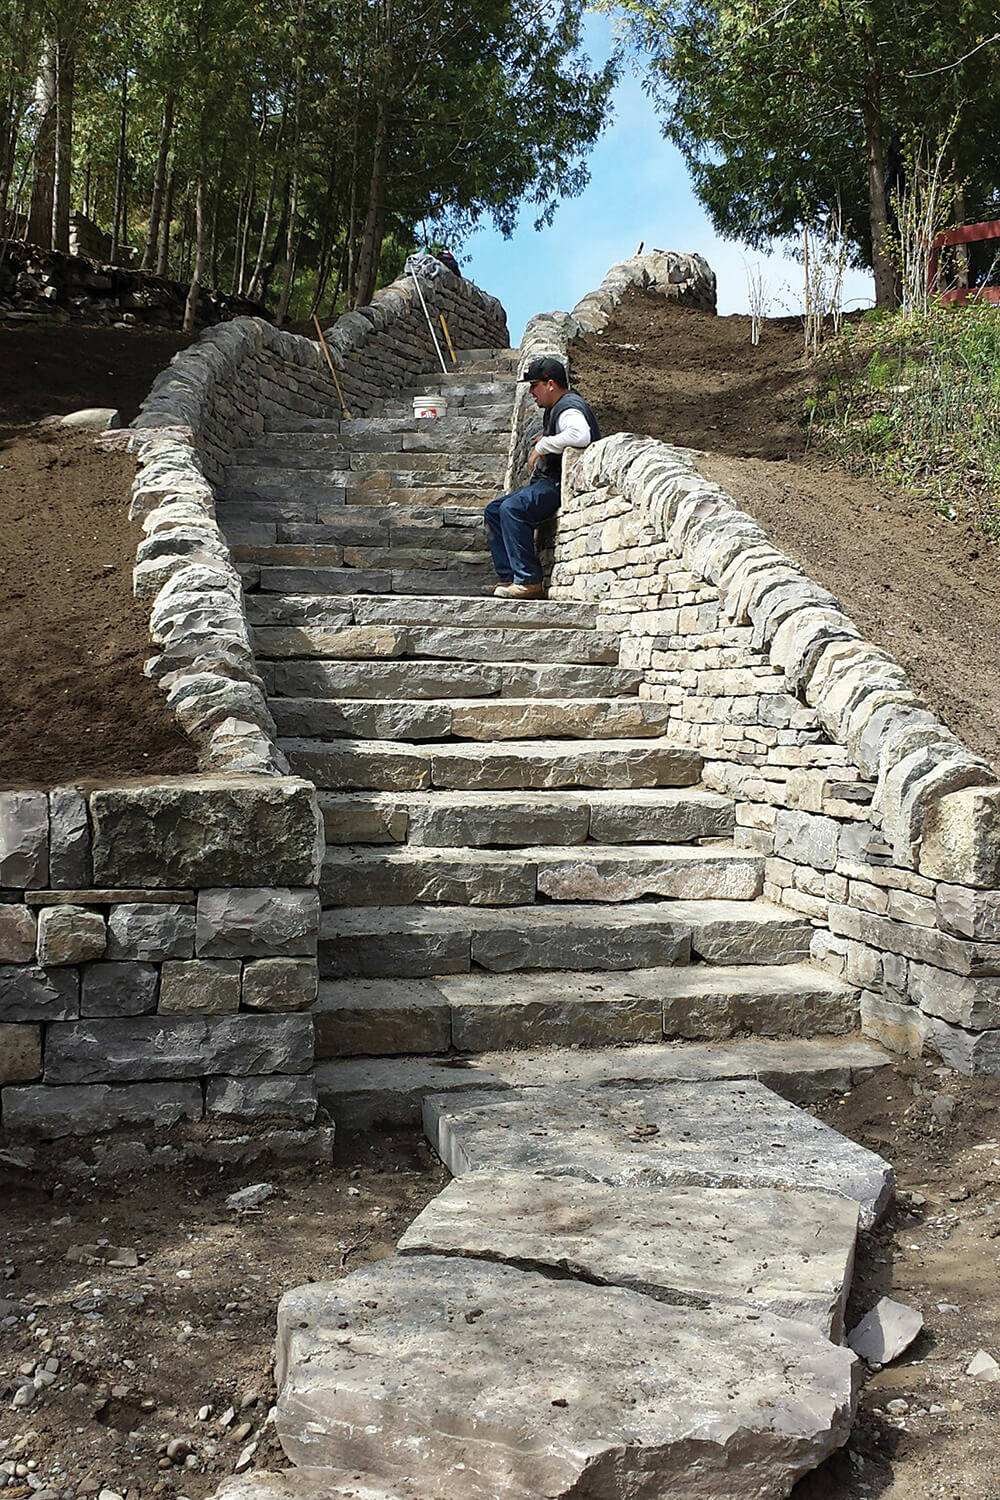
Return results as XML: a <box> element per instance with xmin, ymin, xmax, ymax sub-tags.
<box><xmin>812</xmin><ymin>303</ymin><xmax>1000</xmax><ymax>538</ymax></box>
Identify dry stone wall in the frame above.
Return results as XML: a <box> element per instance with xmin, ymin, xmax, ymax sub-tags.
<box><xmin>524</xmin><ymin>255</ymin><xmax>1000</xmax><ymax>1075</ymax></box>
<box><xmin>0</xmin><ymin>269</ymin><xmax>506</xmax><ymax>1148</ymax></box>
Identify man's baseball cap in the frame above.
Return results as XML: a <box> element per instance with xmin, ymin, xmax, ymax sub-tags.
<box><xmin>521</xmin><ymin>356</ymin><xmax>568</xmax><ymax>385</ymax></box>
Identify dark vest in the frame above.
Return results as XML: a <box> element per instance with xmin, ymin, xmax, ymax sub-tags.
<box><xmin>537</xmin><ymin>390</ymin><xmax>601</xmax><ymax>484</ymax></box>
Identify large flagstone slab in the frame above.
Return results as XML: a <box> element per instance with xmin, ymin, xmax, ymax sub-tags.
<box><xmin>424</xmin><ymin>1078</ymin><xmax>894</xmax><ymax>1227</ymax></box>
<box><xmin>397</xmin><ymin>1170</ymin><xmax>858</xmax><ymax>1339</ymax></box>
<box><xmin>276</xmin><ymin>1257</ymin><xmax>859</xmax><ymax>1500</ymax></box>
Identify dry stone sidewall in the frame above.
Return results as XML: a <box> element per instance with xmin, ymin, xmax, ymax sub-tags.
<box><xmin>502</xmin><ymin>252</ymin><xmax>1000</xmax><ymax>1075</ymax></box>
<box><xmin>1</xmin><ymin>269</ymin><xmax>506</xmax><ymax>1143</ymax></box>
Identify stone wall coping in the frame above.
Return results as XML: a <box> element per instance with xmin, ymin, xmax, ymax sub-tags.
<box><xmin>513</xmin><ymin>253</ymin><xmax>999</xmax><ymax>890</ymax></box>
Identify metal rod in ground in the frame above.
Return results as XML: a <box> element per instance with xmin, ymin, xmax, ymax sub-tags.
<box><xmin>312</xmin><ymin>315</ymin><xmax>351</xmax><ymax>419</ymax></box>
<box><xmin>439</xmin><ymin>313</ymin><xmax>458</xmax><ymax>364</ymax></box>
<box><xmin>411</xmin><ymin>273</ymin><xmax>450</xmax><ymax>375</ymax></box>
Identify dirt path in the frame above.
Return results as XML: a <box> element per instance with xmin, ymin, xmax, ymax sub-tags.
<box><xmin>573</xmin><ymin>292</ymin><xmax>1000</xmax><ymax>769</ymax></box>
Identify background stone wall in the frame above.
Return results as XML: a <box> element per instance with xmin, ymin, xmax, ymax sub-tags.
<box><xmin>1</xmin><ymin>269</ymin><xmax>507</xmax><ymax>1147</ymax></box>
<box><xmin>508</xmin><ymin>253</ymin><xmax>1000</xmax><ymax>1076</ymax></box>
<box><xmin>0</xmin><ymin>777</ymin><xmax>325</xmax><ymax>1143</ymax></box>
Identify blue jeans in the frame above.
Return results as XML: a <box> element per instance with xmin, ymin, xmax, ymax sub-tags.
<box><xmin>484</xmin><ymin>476</ymin><xmax>560</xmax><ymax>585</ymax></box>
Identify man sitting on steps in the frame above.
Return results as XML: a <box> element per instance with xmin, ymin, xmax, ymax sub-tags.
<box><xmin>485</xmin><ymin>356</ymin><xmax>600</xmax><ymax>599</ymax></box>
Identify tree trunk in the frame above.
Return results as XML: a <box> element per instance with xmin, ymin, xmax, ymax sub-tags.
<box><xmin>110</xmin><ymin>70</ymin><xmax>128</xmax><ymax>263</ymax></box>
<box><xmin>246</xmin><ymin>100</ymin><xmax>287</xmax><ymax>301</ymax></box>
<box><xmin>235</xmin><ymin>172</ymin><xmax>254</xmax><ymax>294</ymax></box>
<box><xmin>141</xmin><ymin>91</ymin><xmax>174</xmax><ymax>270</ymax></box>
<box><xmin>26</xmin><ymin>38</ymin><xmax>56</xmax><ymax>247</ymax></box>
<box><xmin>258</xmin><ymin>174</ymin><xmax>290</xmax><ymax>302</ymax></box>
<box><xmin>156</xmin><ymin>166</ymin><xmax>174</xmax><ymax>275</ymax></box>
<box><xmin>276</xmin><ymin>67</ymin><xmax>301</xmax><ymax>324</ymax></box>
<box><xmin>354</xmin><ymin>90</ymin><xmax>389</xmax><ymax>308</ymax></box>
<box><xmin>860</xmin><ymin>23</ymin><xmax>896</xmax><ymax>308</ymax></box>
<box><xmin>183</xmin><ymin>172</ymin><xmax>205</xmax><ymax>331</ymax></box>
<box><xmin>51</xmin><ymin>38</ymin><xmax>73</xmax><ymax>253</ymax></box>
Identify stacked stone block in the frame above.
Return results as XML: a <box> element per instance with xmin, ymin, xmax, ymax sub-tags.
<box><xmin>0</xmin><ymin>778</ymin><xmax>324</xmax><ymax>1137</ymax></box>
<box><xmin>540</xmin><ymin>424</ymin><xmax>1000</xmax><ymax>1073</ymax></box>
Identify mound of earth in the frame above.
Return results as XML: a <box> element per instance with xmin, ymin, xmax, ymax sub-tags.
<box><xmin>0</xmin><ymin>324</ymin><xmax>199</xmax><ymax>787</ymax></box>
<box><xmin>573</xmin><ymin>290</ymin><xmax>1000</xmax><ymax>769</ymax></box>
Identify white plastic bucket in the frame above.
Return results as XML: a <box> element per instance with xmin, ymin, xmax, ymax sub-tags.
<box><xmin>413</xmin><ymin>396</ymin><xmax>447</xmax><ymax>418</ymax></box>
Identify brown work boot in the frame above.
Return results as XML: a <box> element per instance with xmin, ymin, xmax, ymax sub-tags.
<box><xmin>493</xmin><ymin>582</ymin><xmax>545</xmax><ymax>599</ymax></box>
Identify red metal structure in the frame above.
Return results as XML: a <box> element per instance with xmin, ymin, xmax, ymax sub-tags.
<box><xmin>928</xmin><ymin>220</ymin><xmax>1000</xmax><ymax>305</ymax></box>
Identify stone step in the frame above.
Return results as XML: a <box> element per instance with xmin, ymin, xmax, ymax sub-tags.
<box><xmin>239</xmin><ymin>544</ymin><xmax>490</xmax><ymax>574</ymax></box>
<box><xmin>270</xmin><ymin>658</ymin><xmax>643</xmax><ymax>700</ymax></box>
<box><xmin>318</xmin><ymin>787</ymin><xmax>735</xmax><ymax>847</ymax></box>
<box><xmin>280</xmin><ymin>515</ymin><xmax>484</xmax><ymax>547</ymax></box>
<box><xmin>274</xmin><ymin>1255</ymin><xmax>858</xmax><ymax>1500</ymax></box>
<box><xmin>257</xmin><ymin>623</ymin><xmax>621</xmax><ymax>665</ymax></box>
<box><xmin>232</xmin><ymin>432</ymin><xmax>508</xmax><ymax>460</ymax></box>
<box><xmin>318</xmin><ymin>898</ymin><xmax>812</xmax><ymax>977</ymax></box>
<box><xmin>342</xmin><ymin>411</ymin><xmax>511</xmax><ymax>435</ymax></box>
<box><xmin>409</xmin><ymin>375</ymin><xmax>517</xmax><ymax>395</ymax></box>
<box><xmin>312</xmin><ymin>962</ymin><xmax>859</xmax><ymax>1058</ymax></box>
<box><xmin>342</xmin><ymin>482</ymin><xmax>497</xmax><ymax>509</ymax></box>
<box><xmin>399</xmin><ymin>1172</ymin><xmax>859</xmax><ymax>1339</ymax></box>
<box><xmin>425</xmin><ymin>1077</ymin><xmax>894</xmax><ymax>1228</ymax></box>
<box><xmin>320</xmin><ymin>843</ymin><xmax>764</xmax><ymax>908</ymax></box>
<box><xmin>273</xmin><ymin>696</ymin><xmax>675</xmax><ymax>742</ymax></box>
<box><xmin>245</xmin><ymin>593</ymin><xmax>599</xmax><ymax>632</ymax></box>
<box><xmin>312</xmin><ymin>1034</ymin><xmax>889</xmax><ymax>1126</ymax></box>
<box><xmin>254</xmin><ymin>566</ymin><xmax>490</xmax><ymax>597</ymax></box>
<box><xmin>346</xmin><ymin>450</ymin><xmax>507</xmax><ymax>477</ymax></box>
<box><xmin>286</xmin><ymin>737</ymin><xmax>702</xmax><ymax>792</ymax></box>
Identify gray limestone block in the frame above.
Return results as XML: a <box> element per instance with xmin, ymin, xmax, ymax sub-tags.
<box><xmin>919</xmin><ymin>785</ymin><xmax>1000</xmax><ymax>889</ymax></box>
<box><xmin>0</xmin><ymin>1024</ymin><xmax>41</xmax><ymax>1083</ymax></box>
<box><xmin>44</xmin><ymin>1012</ymin><xmax>314</xmax><ymax>1084</ymax></box>
<box><xmin>936</xmin><ymin>883</ymin><xmax>1000</xmax><ymax>942</ymax></box>
<box><xmin>0</xmin><ymin>964</ymin><xmax>78</xmax><ymax>1022</ymax></box>
<box><xmin>426</xmin><ymin>1077</ymin><xmax>894</xmax><ymax>1228</ymax></box>
<box><xmin>196</xmin><ymin>888</ymin><xmax>320</xmax><ymax>958</ymax></box>
<box><xmin>205</xmin><ymin>1073</ymin><xmax>318</xmax><ymax>1122</ymax></box>
<box><xmin>773</xmin><ymin>809</ymin><xmax>839</xmax><ymax>873</ymax></box>
<box><xmin>48</xmin><ymin>787</ymin><xmax>91</xmax><ymax>887</ymax></box>
<box><xmin>36</xmin><ymin>906</ymin><xmax>107</xmax><ymax>966</ymax></box>
<box><xmin>0</xmin><ymin>791</ymin><xmax>49</xmax><ymax>888</ymax></box>
<box><xmin>242</xmin><ymin>957</ymin><xmax>319</xmax><ymax>1012</ymax></box>
<box><xmin>399</xmin><ymin>1170</ymin><xmax>858</xmax><ymax>1339</ymax></box>
<box><xmin>922</xmin><ymin>1013</ymin><xmax>1000</xmax><ymax>1074</ymax></box>
<box><xmin>907</xmin><ymin>961</ymin><xmax>1000</xmax><ymax>1029</ymax></box>
<box><xmin>275</xmin><ymin>1257</ymin><xmax>859</xmax><ymax>1500</ymax></box>
<box><xmin>81</xmin><ymin>961</ymin><xmax>159</xmax><ymax>1017</ymax></box>
<box><xmin>106</xmin><ymin>903</ymin><xmax>195</xmax><ymax>961</ymax></box>
<box><xmin>1</xmin><ymin>1080</ymin><xmax>203</xmax><ymax>1135</ymax></box>
<box><xmin>158</xmin><ymin>959</ymin><xmax>242</xmax><ymax>1015</ymax></box>
<box><xmin>212</xmin><ymin>1471</ymin><xmax>420</xmax><ymax>1500</ymax></box>
<box><xmin>0</xmin><ymin>905</ymin><xmax>36</xmax><ymax>963</ymax></box>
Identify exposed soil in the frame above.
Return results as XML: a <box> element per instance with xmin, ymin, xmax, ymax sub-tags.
<box><xmin>573</xmin><ymin>291</ymin><xmax>1000</xmax><ymax>769</ymax></box>
<box><xmin>0</xmin><ymin>325</ymin><xmax>197</xmax><ymax>787</ymax></box>
<box><xmin>3</xmin><ymin>1078</ymin><xmax>1000</xmax><ymax>1500</ymax></box>
<box><xmin>0</xmin><ymin>1132</ymin><xmax>448</xmax><ymax>1500</ymax></box>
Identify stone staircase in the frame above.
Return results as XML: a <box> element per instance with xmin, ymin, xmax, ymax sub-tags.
<box><xmin>217</xmin><ymin>346</ymin><xmax>870</xmax><ymax>1127</ymax></box>
<box><xmin>210</xmin><ymin>345</ymin><xmax>896</xmax><ymax>1500</ymax></box>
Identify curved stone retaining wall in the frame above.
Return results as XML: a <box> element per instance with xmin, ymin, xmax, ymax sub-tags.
<box><xmin>519</xmin><ymin>254</ymin><xmax>1000</xmax><ymax>1074</ymax></box>
<box><xmin>0</xmin><ymin>271</ymin><xmax>507</xmax><ymax>1149</ymax></box>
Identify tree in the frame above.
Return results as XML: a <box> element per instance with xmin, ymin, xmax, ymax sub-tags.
<box><xmin>605</xmin><ymin>0</ymin><xmax>1000</xmax><ymax>306</ymax></box>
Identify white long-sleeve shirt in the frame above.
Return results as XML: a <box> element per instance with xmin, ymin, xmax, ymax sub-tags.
<box><xmin>534</xmin><ymin>406</ymin><xmax>593</xmax><ymax>456</ymax></box>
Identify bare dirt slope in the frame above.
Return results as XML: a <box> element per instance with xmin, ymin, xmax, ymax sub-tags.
<box><xmin>0</xmin><ymin>325</ymin><xmax>197</xmax><ymax>786</ymax></box>
<box><xmin>573</xmin><ymin>291</ymin><xmax>1000</xmax><ymax>769</ymax></box>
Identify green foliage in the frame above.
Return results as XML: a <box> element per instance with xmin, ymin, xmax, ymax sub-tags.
<box><xmin>813</xmin><ymin>304</ymin><xmax>1000</xmax><ymax>536</ymax></box>
<box><xmin>602</xmin><ymin>0</ymin><xmax>1000</xmax><ymax>302</ymax></box>
<box><xmin>2</xmin><ymin>0</ymin><xmax>617</xmax><ymax>317</ymax></box>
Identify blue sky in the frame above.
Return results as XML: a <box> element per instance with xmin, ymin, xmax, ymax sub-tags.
<box><xmin>461</xmin><ymin>15</ymin><xmax>875</xmax><ymax>343</ymax></box>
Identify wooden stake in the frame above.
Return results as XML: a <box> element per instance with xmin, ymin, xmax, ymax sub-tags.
<box><xmin>438</xmin><ymin>313</ymin><xmax>458</xmax><ymax>364</ymax></box>
<box><xmin>312</xmin><ymin>314</ymin><xmax>351</xmax><ymax>419</ymax></box>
